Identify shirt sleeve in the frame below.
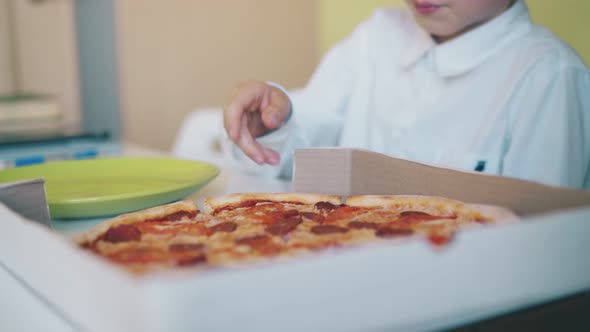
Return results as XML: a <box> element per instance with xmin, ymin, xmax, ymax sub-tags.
<box><xmin>224</xmin><ymin>17</ymin><xmax>370</xmax><ymax>178</ymax></box>
<box><xmin>502</xmin><ymin>64</ymin><xmax>590</xmax><ymax>189</ymax></box>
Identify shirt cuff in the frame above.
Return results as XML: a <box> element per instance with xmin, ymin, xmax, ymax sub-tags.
<box><xmin>255</xmin><ymin>81</ymin><xmax>294</xmax><ymax>145</ymax></box>
<box><xmin>266</xmin><ymin>81</ymin><xmax>293</xmax><ymax>122</ymax></box>
<box><xmin>222</xmin><ymin>115</ymin><xmax>295</xmax><ymax>177</ymax></box>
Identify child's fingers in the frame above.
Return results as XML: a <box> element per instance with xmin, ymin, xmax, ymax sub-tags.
<box><xmin>236</xmin><ymin>115</ymin><xmax>267</xmax><ymax>165</ymax></box>
<box><xmin>224</xmin><ymin>82</ymin><xmax>269</xmax><ymax>141</ymax></box>
<box><xmin>223</xmin><ymin>81</ymin><xmax>286</xmax><ymax>165</ymax></box>
<box><xmin>260</xmin><ymin>94</ymin><xmax>290</xmax><ymax>129</ymax></box>
<box><xmin>260</xmin><ymin>105</ymin><xmax>285</xmax><ymax>129</ymax></box>
<box><xmin>224</xmin><ymin>98</ymin><xmax>246</xmax><ymax>141</ymax></box>
<box><xmin>236</xmin><ymin>115</ymin><xmax>280</xmax><ymax>165</ymax></box>
<box><xmin>261</xmin><ymin>146</ymin><xmax>280</xmax><ymax>165</ymax></box>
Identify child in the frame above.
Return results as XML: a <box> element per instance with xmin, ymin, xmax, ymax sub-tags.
<box><xmin>222</xmin><ymin>0</ymin><xmax>590</xmax><ymax>188</ymax></box>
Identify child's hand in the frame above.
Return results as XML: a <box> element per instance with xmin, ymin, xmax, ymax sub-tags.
<box><xmin>223</xmin><ymin>81</ymin><xmax>291</xmax><ymax>165</ymax></box>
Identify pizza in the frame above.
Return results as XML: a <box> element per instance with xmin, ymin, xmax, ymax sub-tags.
<box><xmin>75</xmin><ymin>193</ymin><xmax>517</xmax><ymax>274</ymax></box>
<box><xmin>75</xmin><ymin>200</ymin><xmax>211</xmax><ymax>274</ymax></box>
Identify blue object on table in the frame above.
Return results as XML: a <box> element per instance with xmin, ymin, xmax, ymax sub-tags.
<box><xmin>14</xmin><ymin>155</ymin><xmax>46</xmax><ymax>167</ymax></box>
<box><xmin>0</xmin><ymin>132</ymin><xmax>121</xmax><ymax>170</ymax></box>
<box><xmin>73</xmin><ymin>149</ymin><xmax>99</xmax><ymax>159</ymax></box>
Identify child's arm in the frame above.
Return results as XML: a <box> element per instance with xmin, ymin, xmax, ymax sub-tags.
<box><xmin>222</xmin><ymin>17</ymin><xmax>372</xmax><ymax>175</ymax></box>
<box><xmin>503</xmin><ymin>61</ymin><xmax>590</xmax><ymax>188</ymax></box>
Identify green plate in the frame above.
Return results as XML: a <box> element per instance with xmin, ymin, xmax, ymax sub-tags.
<box><xmin>0</xmin><ymin>158</ymin><xmax>219</xmax><ymax>219</ymax></box>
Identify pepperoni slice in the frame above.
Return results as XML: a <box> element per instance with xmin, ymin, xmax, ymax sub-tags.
<box><xmin>136</xmin><ymin>222</ymin><xmax>208</xmax><ymax>237</ymax></box>
<box><xmin>348</xmin><ymin>221</ymin><xmax>379</xmax><ymax>230</ymax></box>
<box><xmin>375</xmin><ymin>228</ymin><xmax>414</xmax><ymax>238</ymax></box>
<box><xmin>301</xmin><ymin>212</ymin><xmax>325</xmax><ymax>223</ymax></box>
<box><xmin>168</xmin><ymin>243</ymin><xmax>205</xmax><ymax>252</ymax></box>
<box><xmin>236</xmin><ymin>204</ymin><xmax>286</xmax><ymax>225</ymax></box>
<box><xmin>213</xmin><ymin>200</ymin><xmax>305</xmax><ymax>214</ymax></box>
<box><xmin>311</xmin><ymin>225</ymin><xmax>349</xmax><ymax>235</ymax></box>
<box><xmin>400</xmin><ymin>211</ymin><xmax>432</xmax><ymax>217</ymax></box>
<box><xmin>135</xmin><ymin>222</ymin><xmax>169</xmax><ymax>235</ymax></box>
<box><xmin>146</xmin><ymin>210</ymin><xmax>197</xmax><ymax>222</ymax></box>
<box><xmin>396</xmin><ymin>211</ymin><xmax>455</xmax><ymax>224</ymax></box>
<box><xmin>103</xmin><ymin>224</ymin><xmax>141</xmax><ymax>243</ymax></box>
<box><xmin>258</xmin><ymin>245</ymin><xmax>282</xmax><ymax>256</ymax></box>
<box><xmin>283</xmin><ymin>209</ymin><xmax>300</xmax><ymax>218</ymax></box>
<box><xmin>315</xmin><ymin>201</ymin><xmax>339</xmax><ymax>211</ymax></box>
<box><xmin>209</xmin><ymin>222</ymin><xmax>238</xmax><ymax>233</ymax></box>
<box><xmin>213</xmin><ymin>200</ymin><xmax>262</xmax><ymax>214</ymax></box>
<box><xmin>178</xmin><ymin>223</ymin><xmax>211</xmax><ymax>236</ymax></box>
<box><xmin>475</xmin><ymin>216</ymin><xmax>489</xmax><ymax>223</ymax></box>
<box><xmin>176</xmin><ymin>255</ymin><xmax>207</xmax><ymax>267</ymax></box>
<box><xmin>107</xmin><ymin>247</ymin><xmax>166</xmax><ymax>264</ymax></box>
<box><xmin>235</xmin><ymin>234</ymin><xmax>282</xmax><ymax>256</ymax></box>
<box><xmin>235</xmin><ymin>234</ymin><xmax>271</xmax><ymax>249</ymax></box>
<box><xmin>266</xmin><ymin>216</ymin><xmax>302</xmax><ymax>236</ymax></box>
<box><xmin>428</xmin><ymin>234</ymin><xmax>453</xmax><ymax>247</ymax></box>
<box><xmin>324</xmin><ymin>206</ymin><xmax>361</xmax><ymax>223</ymax></box>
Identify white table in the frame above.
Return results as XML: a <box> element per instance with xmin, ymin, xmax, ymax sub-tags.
<box><xmin>1</xmin><ymin>143</ymin><xmax>289</xmax><ymax>332</ymax></box>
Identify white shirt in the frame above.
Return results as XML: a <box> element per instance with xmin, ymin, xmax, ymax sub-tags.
<box><xmin>228</xmin><ymin>0</ymin><xmax>590</xmax><ymax>188</ymax></box>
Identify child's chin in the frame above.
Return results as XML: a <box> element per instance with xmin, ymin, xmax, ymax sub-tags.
<box><xmin>415</xmin><ymin>17</ymin><xmax>459</xmax><ymax>38</ymax></box>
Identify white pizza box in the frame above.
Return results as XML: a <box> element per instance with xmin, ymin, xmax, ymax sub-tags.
<box><xmin>1</xmin><ymin>148</ymin><xmax>590</xmax><ymax>332</ymax></box>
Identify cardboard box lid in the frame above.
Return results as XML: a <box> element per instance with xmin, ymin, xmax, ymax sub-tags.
<box><xmin>293</xmin><ymin>148</ymin><xmax>590</xmax><ymax>216</ymax></box>
<box><xmin>0</xmin><ymin>178</ymin><xmax>51</xmax><ymax>227</ymax></box>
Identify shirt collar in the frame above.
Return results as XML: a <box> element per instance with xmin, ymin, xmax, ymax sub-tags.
<box><xmin>401</xmin><ymin>0</ymin><xmax>532</xmax><ymax>78</ymax></box>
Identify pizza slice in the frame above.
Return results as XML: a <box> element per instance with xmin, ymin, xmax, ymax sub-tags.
<box><xmin>343</xmin><ymin>195</ymin><xmax>517</xmax><ymax>245</ymax></box>
<box><xmin>75</xmin><ymin>200</ymin><xmax>212</xmax><ymax>274</ymax></box>
<box><xmin>202</xmin><ymin>193</ymin><xmax>344</xmax><ymax>263</ymax></box>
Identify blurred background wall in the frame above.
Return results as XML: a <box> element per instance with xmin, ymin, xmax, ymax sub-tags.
<box><xmin>0</xmin><ymin>0</ymin><xmax>588</xmax><ymax>152</ymax></box>
<box><xmin>116</xmin><ymin>0</ymin><xmax>318</xmax><ymax>150</ymax></box>
<box><xmin>526</xmin><ymin>0</ymin><xmax>590</xmax><ymax>66</ymax></box>
<box><xmin>0</xmin><ymin>0</ymin><xmax>13</xmax><ymax>95</ymax></box>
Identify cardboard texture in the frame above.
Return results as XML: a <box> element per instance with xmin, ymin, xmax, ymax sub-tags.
<box><xmin>0</xmin><ymin>179</ymin><xmax>51</xmax><ymax>227</ymax></box>
<box><xmin>0</xmin><ymin>203</ymin><xmax>149</xmax><ymax>332</ymax></box>
<box><xmin>294</xmin><ymin>148</ymin><xmax>590</xmax><ymax>215</ymax></box>
<box><xmin>1</xmin><ymin>148</ymin><xmax>590</xmax><ymax>332</ymax></box>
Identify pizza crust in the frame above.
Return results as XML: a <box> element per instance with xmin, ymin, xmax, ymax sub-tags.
<box><xmin>203</xmin><ymin>193</ymin><xmax>343</xmax><ymax>214</ymax></box>
<box><xmin>72</xmin><ymin>200</ymin><xmax>200</xmax><ymax>245</ymax></box>
<box><xmin>345</xmin><ymin>195</ymin><xmax>519</xmax><ymax>223</ymax></box>
<box><xmin>345</xmin><ymin>195</ymin><xmax>466</xmax><ymax>209</ymax></box>
<box><xmin>465</xmin><ymin>204</ymin><xmax>519</xmax><ymax>224</ymax></box>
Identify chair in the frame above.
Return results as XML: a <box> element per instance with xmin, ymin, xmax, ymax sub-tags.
<box><xmin>172</xmin><ymin>108</ymin><xmax>225</xmax><ymax>165</ymax></box>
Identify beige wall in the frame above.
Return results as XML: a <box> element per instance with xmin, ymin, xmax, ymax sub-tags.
<box><xmin>12</xmin><ymin>0</ymin><xmax>80</xmax><ymax>129</ymax></box>
<box><xmin>318</xmin><ymin>0</ymin><xmax>404</xmax><ymax>53</ymax></box>
<box><xmin>528</xmin><ymin>0</ymin><xmax>590</xmax><ymax>66</ymax></box>
<box><xmin>0</xmin><ymin>0</ymin><xmax>13</xmax><ymax>95</ymax></box>
<box><xmin>116</xmin><ymin>0</ymin><xmax>318</xmax><ymax>150</ymax></box>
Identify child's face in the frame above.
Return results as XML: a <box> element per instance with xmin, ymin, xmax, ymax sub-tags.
<box><xmin>406</xmin><ymin>0</ymin><xmax>513</xmax><ymax>42</ymax></box>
